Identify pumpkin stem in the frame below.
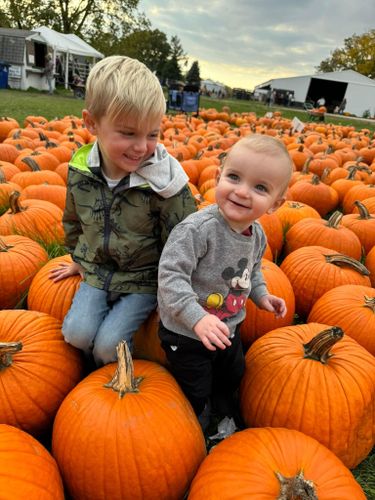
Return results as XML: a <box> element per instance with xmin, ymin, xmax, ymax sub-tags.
<box><xmin>104</xmin><ymin>340</ymin><xmax>142</xmax><ymax>398</ymax></box>
<box><xmin>276</xmin><ymin>470</ymin><xmax>317</xmax><ymax>499</ymax></box>
<box><xmin>0</xmin><ymin>237</ymin><xmax>13</xmax><ymax>251</ymax></box>
<box><xmin>326</xmin><ymin>211</ymin><xmax>343</xmax><ymax>228</ymax></box>
<box><xmin>303</xmin><ymin>326</ymin><xmax>343</xmax><ymax>364</ymax></box>
<box><xmin>354</xmin><ymin>200</ymin><xmax>372</xmax><ymax>220</ymax></box>
<box><xmin>364</xmin><ymin>295</ymin><xmax>375</xmax><ymax>312</ymax></box>
<box><xmin>21</xmin><ymin>157</ymin><xmax>41</xmax><ymax>172</ymax></box>
<box><xmin>0</xmin><ymin>341</ymin><xmax>22</xmax><ymax>369</ymax></box>
<box><xmin>324</xmin><ymin>253</ymin><xmax>370</xmax><ymax>275</ymax></box>
<box><xmin>9</xmin><ymin>191</ymin><xmax>25</xmax><ymax>214</ymax></box>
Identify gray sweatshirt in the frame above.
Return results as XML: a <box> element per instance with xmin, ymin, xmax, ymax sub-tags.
<box><xmin>157</xmin><ymin>204</ymin><xmax>269</xmax><ymax>340</ymax></box>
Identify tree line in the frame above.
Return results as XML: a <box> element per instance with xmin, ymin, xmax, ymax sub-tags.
<box><xmin>0</xmin><ymin>0</ymin><xmax>202</xmax><ymax>85</ymax></box>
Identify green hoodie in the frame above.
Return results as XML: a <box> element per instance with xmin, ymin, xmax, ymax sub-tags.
<box><xmin>64</xmin><ymin>142</ymin><xmax>197</xmax><ymax>294</ymax></box>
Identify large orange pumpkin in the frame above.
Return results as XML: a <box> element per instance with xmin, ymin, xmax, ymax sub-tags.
<box><xmin>188</xmin><ymin>427</ymin><xmax>365</xmax><ymax>499</ymax></box>
<box><xmin>240</xmin><ymin>323</ymin><xmax>375</xmax><ymax>469</ymax></box>
<box><xmin>280</xmin><ymin>246</ymin><xmax>371</xmax><ymax>318</ymax></box>
<box><xmin>240</xmin><ymin>259</ymin><xmax>295</xmax><ymax>349</ymax></box>
<box><xmin>284</xmin><ymin>211</ymin><xmax>362</xmax><ymax>260</ymax></box>
<box><xmin>0</xmin><ymin>191</ymin><xmax>64</xmax><ymax>245</ymax></box>
<box><xmin>27</xmin><ymin>254</ymin><xmax>82</xmax><ymax>321</ymax></box>
<box><xmin>52</xmin><ymin>341</ymin><xmax>206</xmax><ymax>500</ymax></box>
<box><xmin>308</xmin><ymin>284</ymin><xmax>375</xmax><ymax>356</ymax></box>
<box><xmin>0</xmin><ymin>310</ymin><xmax>83</xmax><ymax>437</ymax></box>
<box><xmin>0</xmin><ymin>235</ymin><xmax>49</xmax><ymax>309</ymax></box>
<box><xmin>0</xmin><ymin>424</ymin><xmax>64</xmax><ymax>499</ymax></box>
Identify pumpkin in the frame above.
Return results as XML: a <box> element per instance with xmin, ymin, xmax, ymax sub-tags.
<box><xmin>0</xmin><ymin>424</ymin><xmax>64</xmax><ymax>499</ymax></box>
<box><xmin>188</xmin><ymin>427</ymin><xmax>365</xmax><ymax>499</ymax></box>
<box><xmin>365</xmin><ymin>246</ymin><xmax>375</xmax><ymax>287</ymax></box>
<box><xmin>27</xmin><ymin>254</ymin><xmax>82</xmax><ymax>321</ymax></box>
<box><xmin>19</xmin><ymin>183</ymin><xmax>67</xmax><ymax>210</ymax></box>
<box><xmin>0</xmin><ymin>191</ymin><xmax>64</xmax><ymax>245</ymax></box>
<box><xmin>0</xmin><ymin>143</ymin><xmax>20</xmax><ymax>164</ymax></box>
<box><xmin>289</xmin><ymin>175</ymin><xmax>339</xmax><ymax>217</ymax></box>
<box><xmin>308</xmin><ymin>284</ymin><xmax>375</xmax><ymax>356</ymax></box>
<box><xmin>133</xmin><ymin>310</ymin><xmax>167</xmax><ymax>366</ymax></box>
<box><xmin>341</xmin><ymin>200</ymin><xmax>375</xmax><ymax>255</ymax></box>
<box><xmin>280</xmin><ymin>246</ymin><xmax>371</xmax><ymax>319</ymax></box>
<box><xmin>284</xmin><ymin>211</ymin><xmax>362</xmax><ymax>260</ymax></box>
<box><xmin>52</xmin><ymin>341</ymin><xmax>206</xmax><ymax>500</ymax></box>
<box><xmin>342</xmin><ymin>183</ymin><xmax>375</xmax><ymax>214</ymax></box>
<box><xmin>258</xmin><ymin>212</ymin><xmax>284</xmax><ymax>258</ymax></box>
<box><xmin>0</xmin><ymin>309</ymin><xmax>83</xmax><ymax>437</ymax></box>
<box><xmin>10</xmin><ymin>169</ymin><xmax>66</xmax><ymax>188</ymax></box>
<box><xmin>240</xmin><ymin>324</ymin><xmax>375</xmax><ymax>469</ymax></box>
<box><xmin>275</xmin><ymin>200</ymin><xmax>321</xmax><ymax>233</ymax></box>
<box><xmin>240</xmin><ymin>259</ymin><xmax>295</xmax><ymax>349</ymax></box>
<box><xmin>0</xmin><ymin>235</ymin><xmax>48</xmax><ymax>309</ymax></box>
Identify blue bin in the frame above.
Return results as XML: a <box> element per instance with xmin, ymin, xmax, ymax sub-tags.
<box><xmin>181</xmin><ymin>91</ymin><xmax>199</xmax><ymax>113</ymax></box>
<box><xmin>0</xmin><ymin>62</ymin><xmax>9</xmax><ymax>89</ymax></box>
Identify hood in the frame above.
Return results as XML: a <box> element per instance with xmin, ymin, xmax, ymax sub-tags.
<box><xmin>129</xmin><ymin>143</ymin><xmax>189</xmax><ymax>198</ymax></box>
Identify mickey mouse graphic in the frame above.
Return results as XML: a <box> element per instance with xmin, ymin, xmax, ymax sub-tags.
<box><xmin>205</xmin><ymin>258</ymin><xmax>250</xmax><ymax>320</ymax></box>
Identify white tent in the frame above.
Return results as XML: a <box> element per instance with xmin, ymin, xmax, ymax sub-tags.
<box><xmin>35</xmin><ymin>27</ymin><xmax>103</xmax><ymax>59</ymax></box>
<box><xmin>254</xmin><ymin>70</ymin><xmax>375</xmax><ymax>117</ymax></box>
<box><xmin>35</xmin><ymin>26</ymin><xmax>104</xmax><ymax>88</ymax></box>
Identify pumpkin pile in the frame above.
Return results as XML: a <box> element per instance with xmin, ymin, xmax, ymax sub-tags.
<box><xmin>0</xmin><ymin>109</ymin><xmax>375</xmax><ymax>498</ymax></box>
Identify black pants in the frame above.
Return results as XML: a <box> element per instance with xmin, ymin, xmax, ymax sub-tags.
<box><xmin>159</xmin><ymin>323</ymin><xmax>245</xmax><ymax>416</ymax></box>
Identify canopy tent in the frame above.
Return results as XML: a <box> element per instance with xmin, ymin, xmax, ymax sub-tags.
<box><xmin>35</xmin><ymin>26</ymin><xmax>104</xmax><ymax>88</ymax></box>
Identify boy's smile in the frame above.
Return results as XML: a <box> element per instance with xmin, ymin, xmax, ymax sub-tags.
<box><xmin>215</xmin><ymin>145</ymin><xmax>290</xmax><ymax>233</ymax></box>
<box><xmin>83</xmin><ymin>111</ymin><xmax>162</xmax><ymax>179</ymax></box>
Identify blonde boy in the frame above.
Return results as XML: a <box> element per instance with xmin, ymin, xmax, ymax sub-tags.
<box><xmin>51</xmin><ymin>56</ymin><xmax>196</xmax><ymax>367</ymax></box>
<box><xmin>157</xmin><ymin>134</ymin><xmax>293</xmax><ymax>427</ymax></box>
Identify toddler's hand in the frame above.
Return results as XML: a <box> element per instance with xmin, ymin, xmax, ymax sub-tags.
<box><xmin>193</xmin><ymin>314</ymin><xmax>231</xmax><ymax>351</ymax></box>
<box><xmin>258</xmin><ymin>294</ymin><xmax>287</xmax><ymax>318</ymax></box>
<box><xmin>49</xmin><ymin>262</ymin><xmax>84</xmax><ymax>282</ymax></box>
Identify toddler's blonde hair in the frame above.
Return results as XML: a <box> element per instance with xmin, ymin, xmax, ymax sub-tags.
<box><xmin>85</xmin><ymin>55</ymin><xmax>166</xmax><ymax>126</ymax></box>
<box><xmin>225</xmin><ymin>134</ymin><xmax>293</xmax><ymax>192</ymax></box>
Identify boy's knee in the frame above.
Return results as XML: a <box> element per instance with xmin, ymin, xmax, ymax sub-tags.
<box><xmin>62</xmin><ymin>319</ymin><xmax>95</xmax><ymax>353</ymax></box>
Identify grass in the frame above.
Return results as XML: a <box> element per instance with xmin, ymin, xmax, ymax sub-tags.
<box><xmin>2</xmin><ymin>87</ymin><xmax>375</xmax><ymax>132</ymax></box>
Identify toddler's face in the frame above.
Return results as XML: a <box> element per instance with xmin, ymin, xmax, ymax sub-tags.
<box><xmin>83</xmin><ymin>111</ymin><xmax>161</xmax><ymax>179</ymax></box>
<box><xmin>215</xmin><ymin>145</ymin><xmax>289</xmax><ymax>232</ymax></box>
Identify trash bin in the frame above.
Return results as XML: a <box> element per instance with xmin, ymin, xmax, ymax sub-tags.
<box><xmin>181</xmin><ymin>91</ymin><xmax>200</xmax><ymax>113</ymax></box>
<box><xmin>0</xmin><ymin>62</ymin><xmax>10</xmax><ymax>89</ymax></box>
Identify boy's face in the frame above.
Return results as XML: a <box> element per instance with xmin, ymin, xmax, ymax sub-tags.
<box><xmin>83</xmin><ymin>110</ymin><xmax>161</xmax><ymax>179</ymax></box>
<box><xmin>215</xmin><ymin>145</ymin><xmax>289</xmax><ymax>233</ymax></box>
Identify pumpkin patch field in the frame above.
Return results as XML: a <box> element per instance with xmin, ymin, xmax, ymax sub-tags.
<box><xmin>1</xmin><ymin>109</ymin><xmax>375</xmax><ymax>499</ymax></box>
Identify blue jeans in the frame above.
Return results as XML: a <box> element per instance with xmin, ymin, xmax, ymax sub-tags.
<box><xmin>62</xmin><ymin>282</ymin><xmax>157</xmax><ymax>366</ymax></box>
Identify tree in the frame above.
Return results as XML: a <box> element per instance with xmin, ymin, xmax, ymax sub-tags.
<box><xmin>162</xmin><ymin>55</ymin><xmax>183</xmax><ymax>83</ymax></box>
<box><xmin>116</xmin><ymin>29</ymin><xmax>171</xmax><ymax>76</ymax></box>
<box><xmin>185</xmin><ymin>61</ymin><xmax>201</xmax><ymax>86</ymax></box>
<box><xmin>316</xmin><ymin>29</ymin><xmax>375</xmax><ymax>78</ymax></box>
<box><xmin>0</xmin><ymin>0</ymin><xmax>149</xmax><ymax>53</ymax></box>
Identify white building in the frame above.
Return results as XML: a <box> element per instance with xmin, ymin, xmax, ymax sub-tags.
<box><xmin>201</xmin><ymin>78</ymin><xmax>226</xmax><ymax>96</ymax></box>
<box><xmin>0</xmin><ymin>26</ymin><xmax>103</xmax><ymax>92</ymax></box>
<box><xmin>254</xmin><ymin>70</ymin><xmax>375</xmax><ymax>117</ymax></box>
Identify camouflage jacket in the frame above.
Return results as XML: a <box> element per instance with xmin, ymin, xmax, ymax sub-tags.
<box><xmin>63</xmin><ymin>142</ymin><xmax>197</xmax><ymax>294</ymax></box>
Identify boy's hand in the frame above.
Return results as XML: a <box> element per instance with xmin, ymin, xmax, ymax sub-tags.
<box><xmin>49</xmin><ymin>262</ymin><xmax>84</xmax><ymax>282</ymax></box>
<box><xmin>258</xmin><ymin>294</ymin><xmax>287</xmax><ymax>318</ymax></box>
<box><xmin>193</xmin><ymin>315</ymin><xmax>231</xmax><ymax>351</ymax></box>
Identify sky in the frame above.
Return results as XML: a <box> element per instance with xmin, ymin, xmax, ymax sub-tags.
<box><xmin>138</xmin><ymin>0</ymin><xmax>375</xmax><ymax>90</ymax></box>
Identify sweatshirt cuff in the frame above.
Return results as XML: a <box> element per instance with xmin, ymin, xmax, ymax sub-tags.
<box><xmin>249</xmin><ymin>285</ymin><xmax>269</xmax><ymax>306</ymax></box>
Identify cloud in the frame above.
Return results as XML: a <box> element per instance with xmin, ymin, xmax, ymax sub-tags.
<box><xmin>139</xmin><ymin>0</ymin><xmax>375</xmax><ymax>89</ymax></box>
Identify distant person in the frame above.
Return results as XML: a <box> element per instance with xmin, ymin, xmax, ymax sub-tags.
<box><xmin>316</xmin><ymin>96</ymin><xmax>325</xmax><ymax>107</ymax></box>
<box><xmin>338</xmin><ymin>98</ymin><xmax>347</xmax><ymax>114</ymax></box>
<box><xmin>43</xmin><ymin>54</ymin><xmax>54</xmax><ymax>95</ymax></box>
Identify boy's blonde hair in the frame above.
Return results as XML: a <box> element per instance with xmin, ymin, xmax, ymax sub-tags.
<box><xmin>225</xmin><ymin>134</ymin><xmax>293</xmax><ymax>192</ymax></box>
<box><xmin>85</xmin><ymin>55</ymin><xmax>166</xmax><ymax>126</ymax></box>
